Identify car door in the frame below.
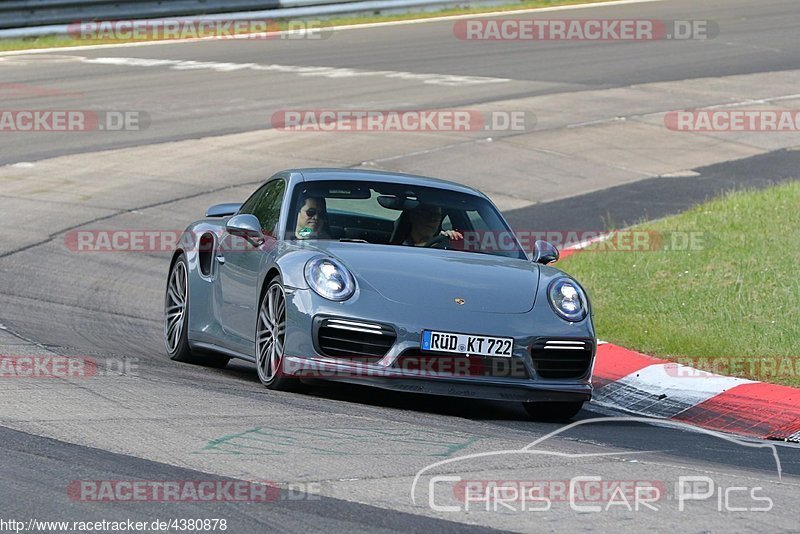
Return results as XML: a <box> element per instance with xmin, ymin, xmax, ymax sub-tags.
<box><xmin>218</xmin><ymin>178</ymin><xmax>285</xmax><ymax>349</ymax></box>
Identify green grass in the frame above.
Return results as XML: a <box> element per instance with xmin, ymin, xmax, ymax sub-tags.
<box><xmin>0</xmin><ymin>0</ymin><xmax>612</xmax><ymax>51</ymax></box>
<box><xmin>560</xmin><ymin>182</ymin><xmax>800</xmax><ymax>386</ymax></box>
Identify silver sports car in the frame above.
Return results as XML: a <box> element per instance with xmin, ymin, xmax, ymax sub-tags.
<box><xmin>164</xmin><ymin>169</ymin><xmax>596</xmax><ymax>420</ymax></box>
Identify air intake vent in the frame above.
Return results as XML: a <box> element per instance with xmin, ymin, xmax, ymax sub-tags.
<box><xmin>530</xmin><ymin>339</ymin><xmax>593</xmax><ymax>379</ymax></box>
<box><xmin>391</xmin><ymin>350</ymin><xmax>529</xmax><ymax>379</ymax></box>
<box><xmin>316</xmin><ymin>318</ymin><xmax>396</xmax><ymax>363</ymax></box>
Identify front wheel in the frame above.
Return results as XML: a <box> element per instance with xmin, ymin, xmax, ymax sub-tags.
<box><xmin>522</xmin><ymin>401</ymin><xmax>584</xmax><ymax>422</ymax></box>
<box><xmin>256</xmin><ymin>276</ymin><xmax>302</xmax><ymax>391</ymax></box>
<box><xmin>164</xmin><ymin>254</ymin><xmax>230</xmax><ymax>368</ymax></box>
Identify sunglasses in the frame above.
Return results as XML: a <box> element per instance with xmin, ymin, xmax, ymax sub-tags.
<box><xmin>304</xmin><ymin>208</ymin><xmax>324</xmax><ymax>218</ymax></box>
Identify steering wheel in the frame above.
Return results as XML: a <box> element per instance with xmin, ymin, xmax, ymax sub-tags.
<box><xmin>424</xmin><ymin>234</ymin><xmax>451</xmax><ymax>249</ymax></box>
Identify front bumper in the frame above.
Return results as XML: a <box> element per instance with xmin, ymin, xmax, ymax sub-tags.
<box><xmin>283</xmin><ymin>287</ymin><xmax>596</xmax><ymax>403</ymax></box>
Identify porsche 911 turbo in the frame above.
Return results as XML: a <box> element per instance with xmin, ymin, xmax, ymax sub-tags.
<box><xmin>164</xmin><ymin>168</ymin><xmax>596</xmax><ymax>420</ymax></box>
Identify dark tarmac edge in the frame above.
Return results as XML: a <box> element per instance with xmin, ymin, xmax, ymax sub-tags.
<box><xmin>504</xmin><ymin>148</ymin><xmax>800</xmax><ymax>232</ymax></box>
<box><xmin>0</xmin><ymin>425</ymin><xmax>500</xmax><ymax>533</ymax></box>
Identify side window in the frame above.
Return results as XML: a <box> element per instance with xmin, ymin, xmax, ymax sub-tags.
<box><xmin>467</xmin><ymin>210</ymin><xmax>489</xmax><ymax>231</ymax></box>
<box><xmin>440</xmin><ymin>214</ymin><xmax>453</xmax><ymax>231</ymax></box>
<box><xmin>240</xmin><ymin>180</ymin><xmax>286</xmax><ymax>235</ymax></box>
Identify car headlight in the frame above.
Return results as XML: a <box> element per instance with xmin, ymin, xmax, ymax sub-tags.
<box><xmin>304</xmin><ymin>257</ymin><xmax>356</xmax><ymax>301</ymax></box>
<box><xmin>548</xmin><ymin>278</ymin><xmax>588</xmax><ymax>322</ymax></box>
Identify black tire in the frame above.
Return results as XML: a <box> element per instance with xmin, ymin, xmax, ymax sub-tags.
<box><xmin>522</xmin><ymin>401</ymin><xmax>584</xmax><ymax>422</ymax></box>
<box><xmin>255</xmin><ymin>275</ymin><xmax>303</xmax><ymax>391</ymax></box>
<box><xmin>164</xmin><ymin>254</ymin><xmax>230</xmax><ymax>369</ymax></box>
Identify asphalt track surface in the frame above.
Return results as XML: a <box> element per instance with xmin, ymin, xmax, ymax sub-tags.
<box><xmin>2</xmin><ymin>0</ymin><xmax>800</xmax><ymax>165</ymax></box>
<box><xmin>2</xmin><ymin>0</ymin><xmax>800</xmax><ymax>532</ymax></box>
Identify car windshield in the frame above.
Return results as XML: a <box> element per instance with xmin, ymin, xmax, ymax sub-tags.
<box><xmin>285</xmin><ymin>180</ymin><xmax>527</xmax><ymax>259</ymax></box>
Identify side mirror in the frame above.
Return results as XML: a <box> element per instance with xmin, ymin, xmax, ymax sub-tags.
<box><xmin>226</xmin><ymin>214</ymin><xmax>265</xmax><ymax>246</ymax></box>
<box><xmin>532</xmin><ymin>240</ymin><xmax>559</xmax><ymax>265</ymax></box>
<box><xmin>206</xmin><ymin>203</ymin><xmax>242</xmax><ymax>217</ymax></box>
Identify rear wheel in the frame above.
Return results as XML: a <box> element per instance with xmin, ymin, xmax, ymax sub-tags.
<box><xmin>522</xmin><ymin>401</ymin><xmax>584</xmax><ymax>422</ymax></box>
<box><xmin>164</xmin><ymin>254</ymin><xmax>230</xmax><ymax>368</ymax></box>
<box><xmin>256</xmin><ymin>276</ymin><xmax>302</xmax><ymax>391</ymax></box>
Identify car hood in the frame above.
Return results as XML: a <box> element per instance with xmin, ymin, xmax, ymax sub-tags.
<box><xmin>307</xmin><ymin>242</ymin><xmax>540</xmax><ymax>313</ymax></box>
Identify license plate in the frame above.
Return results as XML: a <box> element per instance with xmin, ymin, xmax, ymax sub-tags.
<box><xmin>421</xmin><ymin>330</ymin><xmax>513</xmax><ymax>357</ymax></box>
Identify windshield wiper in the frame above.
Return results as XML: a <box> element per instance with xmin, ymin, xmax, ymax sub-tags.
<box><xmin>339</xmin><ymin>238</ymin><xmax>370</xmax><ymax>243</ymax></box>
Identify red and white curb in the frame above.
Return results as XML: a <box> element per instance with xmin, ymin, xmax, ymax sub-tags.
<box><xmin>590</xmin><ymin>343</ymin><xmax>800</xmax><ymax>442</ymax></box>
<box><xmin>559</xmin><ymin>236</ymin><xmax>800</xmax><ymax>442</ymax></box>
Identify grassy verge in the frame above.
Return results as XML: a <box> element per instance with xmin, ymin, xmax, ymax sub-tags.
<box><xmin>0</xmin><ymin>0</ymin><xmax>613</xmax><ymax>52</ymax></box>
<box><xmin>559</xmin><ymin>182</ymin><xmax>800</xmax><ymax>386</ymax></box>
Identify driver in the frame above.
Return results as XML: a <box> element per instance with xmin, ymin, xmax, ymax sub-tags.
<box><xmin>294</xmin><ymin>195</ymin><xmax>330</xmax><ymax>240</ymax></box>
<box><xmin>402</xmin><ymin>203</ymin><xmax>463</xmax><ymax>246</ymax></box>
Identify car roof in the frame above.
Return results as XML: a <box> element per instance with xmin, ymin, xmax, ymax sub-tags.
<box><xmin>286</xmin><ymin>168</ymin><xmax>487</xmax><ymax>198</ymax></box>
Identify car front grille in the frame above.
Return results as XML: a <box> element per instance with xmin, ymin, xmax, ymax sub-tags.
<box><xmin>391</xmin><ymin>350</ymin><xmax>529</xmax><ymax>379</ymax></box>
<box><xmin>315</xmin><ymin>318</ymin><xmax>396</xmax><ymax>363</ymax></box>
<box><xmin>530</xmin><ymin>339</ymin><xmax>594</xmax><ymax>379</ymax></box>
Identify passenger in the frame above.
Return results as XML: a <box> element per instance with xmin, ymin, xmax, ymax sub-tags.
<box><xmin>295</xmin><ymin>196</ymin><xmax>330</xmax><ymax>239</ymax></box>
<box><xmin>402</xmin><ymin>203</ymin><xmax>463</xmax><ymax>246</ymax></box>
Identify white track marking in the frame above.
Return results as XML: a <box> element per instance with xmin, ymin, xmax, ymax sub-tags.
<box><xmin>78</xmin><ymin>56</ymin><xmax>510</xmax><ymax>86</ymax></box>
<box><xmin>0</xmin><ymin>0</ymin><xmax>664</xmax><ymax>56</ymax></box>
<box><xmin>605</xmin><ymin>362</ymin><xmax>755</xmax><ymax>410</ymax></box>
<box><xmin>565</xmin><ymin>231</ymin><xmax>612</xmax><ymax>251</ymax></box>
